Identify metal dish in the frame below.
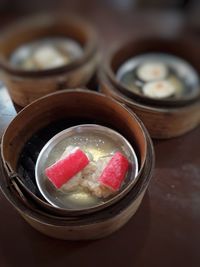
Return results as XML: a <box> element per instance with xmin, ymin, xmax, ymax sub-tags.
<box><xmin>10</xmin><ymin>37</ymin><xmax>83</xmax><ymax>70</ymax></box>
<box><xmin>115</xmin><ymin>53</ymin><xmax>200</xmax><ymax>107</ymax></box>
<box><xmin>35</xmin><ymin>124</ymin><xmax>138</xmax><ymax>211</ymax></box>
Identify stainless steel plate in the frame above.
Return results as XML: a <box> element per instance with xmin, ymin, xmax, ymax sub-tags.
<box><xmin>116</xmin><ymin>53</ymin><xmax>200</xmax><ymax>104</ymax></box>
<box><xmin>10</xmin><ymin>37</ymin><xmax>83</xmax><ymax>70</ymax></box>
<box><xmin>35</xmin><ymin>124</ymin><xmax>139</xmax><ymax>211</ymax></box>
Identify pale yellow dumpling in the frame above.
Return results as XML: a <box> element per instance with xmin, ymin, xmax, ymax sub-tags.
<box><xmin>29</xmin><ymin>45</ymin><xmax>69</xmax><ymax>69</ymax></box>
<box><xmin>143</xmin><ymin>80</ymin><xmax>175</xmax><ymax>99</ymax></box>
<box><xmin>137</xmin><ymin>62</ymin><xmax>168</xmax><ymax>82</ymax></box>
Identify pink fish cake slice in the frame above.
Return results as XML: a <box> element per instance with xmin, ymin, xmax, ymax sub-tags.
<box><xmin>45</xmin><ymin>147</ymin><xmax>89</xmax><ymax>188</ymax></box>
<box><xmin>98</xmin><ymin>152</ymin><xmax>129</xmax><ymax>191</ymax></box>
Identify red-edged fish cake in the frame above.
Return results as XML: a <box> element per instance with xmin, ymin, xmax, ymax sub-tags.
<box><xmin>98</xmin><ymin>152</ymin><xmax>129</xmax><ymax>191</ymax></box>
<box><xmin>45</xmin><ymin>147</ymin><xmax>89</xmax><ymax>188</ymax></box>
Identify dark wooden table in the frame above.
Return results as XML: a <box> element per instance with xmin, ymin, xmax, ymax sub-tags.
<box><xmin>0</xmin><ymin>6</ymin><xmax>200</xmax><ymax>267</ymax></box>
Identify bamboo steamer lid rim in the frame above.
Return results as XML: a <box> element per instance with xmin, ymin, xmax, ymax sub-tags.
<box><xmin>0</xmin><ymin>125</ymin><xmax>154</xmax><ymax>226</ymax></box>
<box><xmin>103</xmin><ymin>34</ymin><xmax>200</xmax><ymax>108</ymax></box>
<box><xmin>99</xmin><ymin>70</ymin><xmax>200</xmax><ymax>115</ymax></box>
<box><xmin>0</xmin><ymin>14</ymin><xmax>99</xmax><ymax>78</ymax></box>
<box><xmin>1</xmin><ymin>89</ymin><xmax>152</xmax><ymax>218</ymax></box>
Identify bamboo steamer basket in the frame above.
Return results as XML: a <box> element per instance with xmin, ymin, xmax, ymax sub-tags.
<box><xmin>0</xmin><ymin>90</ymin><xmax>154</xmax><ymax>240</ymax></box>
<box><xmin>99</xmin><ymin>35</ymin><xmax>200</xmax><ymax>139</ymax></box>
<box><xmin>0</xmin><ymin>15</ymin><xmax>99</xmax><ymax>107</ymax></box>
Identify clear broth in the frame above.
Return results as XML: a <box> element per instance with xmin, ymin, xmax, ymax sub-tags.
<box><xmin>116</xmin><ymin>53</ymin><xmax>199</xmax><ymax>101</ymax></box>
<box><xmin>41</xmin><ymin>131</ymin><xmax>134</xmax><ymax>210</ymax></box>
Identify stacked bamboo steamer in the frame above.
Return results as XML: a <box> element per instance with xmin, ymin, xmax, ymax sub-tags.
<box><xmin>0</xmin><ymin>90</ymin><xmax>154</xmax><ymax>240</ymax></box>
<box><xmin>99</xmin><ymin>35</ymin><xmax>200</xmax><ymax>139</ymax></box>
<box><xmin>0</xmin><ymin>14</ymin><xmax>99</xmax><ymax>107</ymax></box>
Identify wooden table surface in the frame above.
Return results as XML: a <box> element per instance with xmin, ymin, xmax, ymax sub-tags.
<box><xmin>0</xmin><ymin>5</ymin><xmax>200</xmax><ymax>267</ymax></box>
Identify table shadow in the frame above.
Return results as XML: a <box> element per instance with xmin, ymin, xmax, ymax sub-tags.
<box><xmin>1</xmin><ymin>192</ymin><xmax>151</xmax><ymax>267</ymax></box>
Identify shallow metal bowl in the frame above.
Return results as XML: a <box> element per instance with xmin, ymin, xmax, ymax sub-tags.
<box><xmin>116</xmin><ymin>53</ymin><xmax>200</xmax><ymax>107</ymax></box>
<box><xmin>35</xmin><ymin>124</ymin><xmax>139</xmax><ymax>212</ymax></box>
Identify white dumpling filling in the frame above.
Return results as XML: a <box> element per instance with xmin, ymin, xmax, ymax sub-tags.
<box><xmin>81</xmin><ymin>156</ymin><xmax>114</xmax><ymax>198</ymax></box>
<box><xmin>58</xmin><ymin>145</ymin><xmax>114</xmax><ymax>198</ymax></box>
<box><xmin>30</xmin><ymin>45</ymin><xmax>69</xmax><ymax>69</ymax></box>
<box><xmin>137</xmin><ymin>62</ymin><xmax>168</xmax><ymax>82</ymax></box>
<box><xmin>142</xmin><ymin>80</ymin><xmax>175</xmax><ymax>99</ymax></box>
